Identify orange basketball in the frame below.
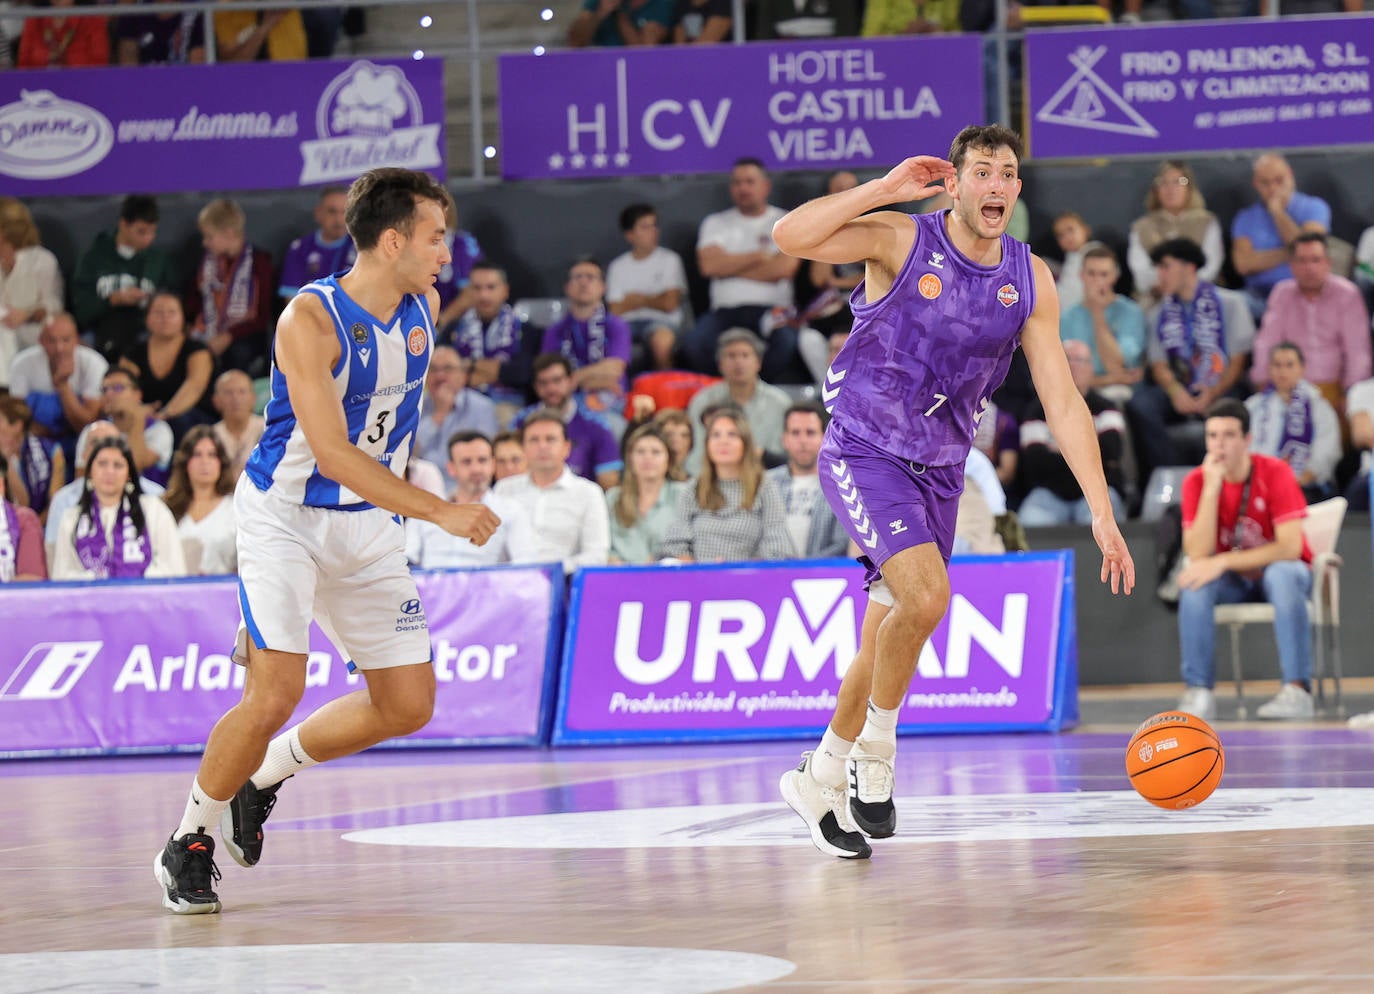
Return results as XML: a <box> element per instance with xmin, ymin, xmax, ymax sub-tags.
<box><xmin>1126</xmin><ymin>710</ymin><xmax>1224</xmax><ymax>810</ymax></box>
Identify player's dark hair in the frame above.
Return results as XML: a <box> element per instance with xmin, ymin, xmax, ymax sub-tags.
<box><xmin>345</xmin><ymin>168</ymin><xmax>452</xmax><ymax>252</ymax></box>
<box><xmin>619</xmin><ymin>203</ymin><xmax>657</xmax><ymax>232</ymax></box>
<box><xmin>119</xmin><ymin>195</ymin><xmax>159</xmax><ymax>225</ymax></box>
<box><xmin>1205</xmin><ymin>398</ymin><xmax>1250</xmax><ymax>434</ymax></box>
<box><xmin>520</xmin><ymin>409</ymin><xmax>568</xmax><ymax>443</ymax></box>
<box><xmin>949</xmin><ymin>125</ymin><xmax>1023</xmax><ymax>173</ymax></box>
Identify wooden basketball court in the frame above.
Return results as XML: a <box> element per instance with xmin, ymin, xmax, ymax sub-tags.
<box><xmin>3</xmin><ymin>687</ymin><xmax>1374</xmax><ymax>993</ymax></box>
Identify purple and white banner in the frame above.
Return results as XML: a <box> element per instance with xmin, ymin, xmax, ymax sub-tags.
<box><xmin>1026</xmin><ymin>16</ymin><xmax>1374</xmax><ymax>159</ymax></box>
<box><xmin>0</xmin><ymin>58</ymin><xmax>444</xmax><ymax>197</ymax></box>
<box><xmin>0</xmin><ymin>566</ymin><xmax>561</xmax><ymax>757</ymax></box>
<box><xmin>498</xmin><ymin>36</ymin><xmax>983</xmax><ymax>180</ymax></box>
<box><xmin>555</xmin><ymin>553</ymin><xmax>1077</xmax><ymax>744</ymax></box>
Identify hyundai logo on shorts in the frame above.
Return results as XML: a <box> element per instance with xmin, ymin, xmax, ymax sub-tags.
<box><xmin>400</xmin><ymin>599</ymin><xmax>424</xmax><ymax>616</ymax></box>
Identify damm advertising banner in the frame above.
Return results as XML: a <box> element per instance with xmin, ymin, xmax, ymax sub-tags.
<box><xmin>555</xmin><ymin>553</ymin><xmax>1077</xmax><ymax>744</ymax></box>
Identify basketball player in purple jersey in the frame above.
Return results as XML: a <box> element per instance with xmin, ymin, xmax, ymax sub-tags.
<box><xmin>773</xmin><ymin>125</ymin><xmax>1136</xmax><ymax>859</ymax></box>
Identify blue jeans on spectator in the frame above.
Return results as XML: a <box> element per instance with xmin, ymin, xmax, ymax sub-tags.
<box><xmin>1178</xmin><ymin>560</ymin><xmax>1312</xmax><ymax>689</ymax></box>
<box><xmin>679</xmin><ymin>305</ymin><xmax>801</xmax><ymax>383</ymax></box>
<box><xmin>1017</xmin><ymin>486</ymin><xmax>1125</xmax><ymax>527</ymax></box>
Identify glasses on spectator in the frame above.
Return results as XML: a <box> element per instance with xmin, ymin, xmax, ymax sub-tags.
<box><xmin>1155</xmin><ymin>176</ymin><xmax>1190</xmax><ymax>187</ymax></box>
<box><xmin>101</xmin><ymin>383</ymin><xmax>129</xmax><ymax>394</ymax></box>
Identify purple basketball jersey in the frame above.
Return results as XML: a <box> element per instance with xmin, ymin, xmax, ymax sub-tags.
<box><xmin>825</xmin><ymin>211</ymin><xmax>1035</xmax><ymax>467</ymax></box>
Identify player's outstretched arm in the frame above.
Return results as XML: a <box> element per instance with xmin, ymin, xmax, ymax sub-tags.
<box><xmin>1021</xmin><ymin>256</ymin><xmax>1136</xmax><ymax>594</ymax></box>
<box><xmin>772</xmin><ymin>155</ymin><xmax>955</xmax><ymax>267</ymax></box>
<box><xmin>275</xmin><ymin>294</ymin><xmax>499</xmax><ymax>546</ymax></box>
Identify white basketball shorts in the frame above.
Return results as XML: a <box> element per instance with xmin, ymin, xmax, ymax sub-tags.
<box><xmin>232</xmin><ymin>475</ymin><xmax>431</xmax><ymax>671</ymax></box>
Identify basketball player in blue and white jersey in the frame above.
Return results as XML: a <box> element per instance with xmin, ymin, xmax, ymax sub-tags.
<box><xmin>772</xmin><ymin>125</ymin><xmax>1136</xmax><ymax>859</ymax></box>
<box><xmin>154</xmin><ymin>169</ymin><xmax>500</xmax><ymax>913</ymax></box>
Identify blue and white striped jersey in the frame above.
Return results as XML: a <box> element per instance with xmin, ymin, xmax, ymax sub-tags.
<box><xmin>245</xmin><ymin>276</ymin><xmax>434</xmax><ymax>509</ymax></box>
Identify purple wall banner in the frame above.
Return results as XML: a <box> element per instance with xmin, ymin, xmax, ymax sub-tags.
<box><xmin>1026</xmin><ymin>16</ymin><xmax>1374</xmax><ymax>159</ymax></box>
<box><xmin>498</xmin><ymin>37</ymin><xmax>983</xmax><ymax>180</ymax></box>
<box><xmin>555</xmin><ymin>553</ymin><xmax>1077</xmax><ymax>745</ymax></box>
<box><xmin>0</xmin><ymin>58</ymin><xmax>444</xmax><ymax>197</ymax></box>
<box><xmin>0</xmin><ymin>566</ymin><xmax>562</xmax><ymax>757</ymax></box>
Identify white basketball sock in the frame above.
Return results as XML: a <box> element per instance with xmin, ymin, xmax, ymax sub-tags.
<box><xmin>175</xmin><ymin>778</ymin><xmax>230</xmax><ymax>839</ymax></box>
<box><xmin>859</xmin><ymin>700</ymin><xmax>900</xmax><ymax>746</ymax></box>
<box><xmin>809</xmin><ymin>725</ymin><xmax>854</xmax><ymax>787</ymax></box>
<box><xmin>250</xmin><ymin>725</ymin><xmax>319</xmax><ymax>790</ymax></box>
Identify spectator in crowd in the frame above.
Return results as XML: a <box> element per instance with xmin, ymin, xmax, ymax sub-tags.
<box><xmin>1128</xmin><ymin>160</ymin><xmax>1224</xmax><ymax>302</ymax></box>
<box><xmin>277</xmin><ymin>187</ymin><xmax>355</xmax><ymax>303</ymax></box>
<box><xmin>300</xmin><ymin>4</ymin><xmax>343</xmax><ymax>58</ymax></box>
<box><xmin>767</xmin><ymin>401</ymin><xmax>848</xmax><ymax>559</ymax></box>
<box><xmin>606</xmin><ymin>204</ymin><xmax>687</xmax><ymax>373</ymax></box>
<box><xmin>682</xmin><ymin>158</ymin><xmax>802</xmax><ymax>382</ymax></box>
<box><xmin>685</xmin><ymin>328</ymin><xmax>791</xmax><ymax>475</ymax></box>
<box><xmin>50</xmin><ymin>436</ymin><xmax>185</xmax><ymax>581</ymax></box>
<box><xmin>1175</xmin><ymin>399</ymin><xmax>1314</xmax><ymax>722</ymax></box>
<box><xmin>1050</xmin><ymin>212</ymin><xmax>1094</xmax><ymax>313</ymax></box>
<box><xmin>1249</xmin><ymin>232</ymin><xmax>1370</xmax><ymax>415</ymax></box>
<box><xmin>492</xmin><ymin>429</ymin><xmax>527</xmax><ymax>482</ymax></box>
<box><xmin>210</xmin><ymin>369</ymin><xmax>263</xmax><ymax>478</ymax></box>
<box><xmin>72</xmin><ymin>194</ymin><xmax>173</xmax><ymax>363</ymax></box>
<box><xmin>606</xmin><ymin>423</ymin><xmax>685</xmax><ymax>564</ymax></box>
<box><xmin>1128</xmin><ymin>238</ymin><xmax>1254</xmax><ymax>478</ymax></box>
<box><xmin>9</xmin><ymin>313</ymin><xmax>106</xmax><ymax>463</ymax></box>
<box><xmin>116</xmin><ymin>0</ymin><xmax>206</xmax><ymax>64</ymax></box>
<box><xmin>1017</xmin><ymin>340</ymin><xmax>1127</xmax><ymax>526</ymax></box>
<box><xmin>805</xmin><ymin>171</ymin><xmax>863</xmax><ymax>339</ymax></box>
<box><xmin>407</xmin><ymin>431</ymin><xmax>533</xmax><ymax>569</ymax></box>
<box><xmin>161</xmin><ymin>426</ymin><xmax>237</xmax><ymax>575</ymax></box>
<box><xmin>0</xmin><ymin>395</ymin><xmax>64</xmax><ymax>522</ymax></box>
<box><xmin>1355</xmin><ymin>222</ymin><xmax>1374</xmax><ymax>314</ymax></box>
<box><xmin>514</xmin><ymin>353</ymin><xmax>622</xmax><ymax>488</ymax></box>
<box><xmin>17</xmin><ymin>0</ymin><xmax>108</xmax><ymax>67</ymax></box>
<box><xmin>86</xmin><ymin>367</ymin><xmax>174</xmax><ymax>487</ymax></box>
<box><xmin>1231</xmin><ymin>153</ymin><xmax>1331</xmax><ymax>320</ymax></box>
<box><xmin>671</xmin><ymin>0</ymin><xmax>732</xmax><ymax>42</ymax></box>
<box><xmin>215</xmin><ymin>0</ymin><xmax>306</xmax><ymax>60</ymax></box>
<box><xmin>433</xmin><ymin>202</ymin><xmax>485</xmax><ymax>333</ymax></box>
<box><xmin>444</xmin><ymin>262</ymin><xmax>530</xmax><ymax>426</ymax></box>
<box><xmin>405</xmin><ymin>455</ymin><xmax>447</xmax><ymax>501</ymax></box>
<box><xmin>494</xmin><ymin>410</ymin><xmax>611</xmax><ymax>573</ymax></box>
<box><xmin>185</xmin><ymin>198</ymin><xmax>274</xmax><ymax>377</ymax></box>
<box><xmin>652</xmin><ymin>408</ymin><xmax>694</xmax><ymax>482</ymax></box>
<box><xmin>861</xmin><ymin>0</ymin><xmax>956</xmax><ymax>34</ymax></box>
<box><xmin>44</xmin><ymin>420</ymin><xmax>168</xmax><ymax>559</ymax></box>
<box><xmin>0</xmin><ymin>197</ymin><xmax>64</xmax><ymax>382</ymax></box>
<box><xmin>955</xmin><ymin>447</ymin><xmax>1007</xmax><ymax>557</ymax></box>
<box><xmin>568</xmin><ymin>0</ymin><xmax>673</xmax><ymax>46</ymax></box>
<box><xmin>970</xmin><ymin>398</ymin><xmax>1019</xmax><ymax>492</ymax></box>
<box><xmin>0</xmin><ymin>452</ymin><xmax>47</xmax><ymax>582</ymax></box>
<box><xmin>659</xmin><ymin>406</ymin><xmax>793</xmax><ymax>562</ymax></box>
<box><xmin>119</xmin><ymin>291</ymin><xmax>216</xmax><ymax>443</ymax></box>
<box><xmin>1059</xmin><ymin>244</ymin><xmax>1147</xmax><ymax>408</ymax></box>
<box><xmin>541</xmin><ymin>258</ymin><xmax>633</xmax><ymax>420</ymax></box>
<box><xmin>414</xmin><ymin>345</ymin><xmax>498</xmax><ymax>488</ymax></box>
<box><xmin>1246</xmin><ymin>342</ymin><xmax>1341</xmax><ymax>504</ymax></box>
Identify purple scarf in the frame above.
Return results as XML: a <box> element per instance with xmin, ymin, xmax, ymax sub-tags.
<box><xmin>1259</xmin><ymin>385</ymin><xmax>1316</xmax><ymax>474</ymax></box>
<box><xmin>73</xmin><ymin>498</ymin><xmax>151</xmax><ymax>579</ymax></box>
<box><xmin>451</xmin><ymin>304</ymin><xmax>520</xmax><ymax>363</ymax></box>
<box><xmin>17</xmin><ymin>434</ymin><xmax>54</xmax><ymax>516</ymax></box>
<box><xmin>0</xmin><ymin>500</ymin><xmax>18</xmax><ymax>582</ymax></box>
<box><xmin>199</xmin><ymin>245</ymin><xmax>256</xmax><ymax>340</ymax></box>
<box><xmin>1158</xmin><ymin>281</ymin><xmax>1227</xmax><ymax>391</ymax></box>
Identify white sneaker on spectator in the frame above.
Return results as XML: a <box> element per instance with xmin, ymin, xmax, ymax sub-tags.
<box><xmin>1348</xmin><ymin>711</ymin><xmax>1374</xmax><ymax>729</ymax></box>
<box><xmin>1256</xmin><ymin>684</ymin><xmax>1315</xmax><ymax>720</ymax></box>
<box><xmin>1178</xmin><ymin>686</ymin><xmax>1216</xmax><ymax>722</ymax></box>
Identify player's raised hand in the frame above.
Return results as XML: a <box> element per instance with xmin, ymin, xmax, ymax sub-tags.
<box><xmin>878</xmin><ymin>156</ymin><xmax>956</xmax><ymax>204</ymax></box>
<box><xmin>435</xmin><ymin>502</ymin><xmax>501</xmax><ymax>546</ymax></box>
<box><xmin>1091</xmin><ymin>515</ymin><xmax>1136</xmax><ymax>595</ymax></box>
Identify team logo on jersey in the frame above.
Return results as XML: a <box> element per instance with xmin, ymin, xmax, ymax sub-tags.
<box><xmin>997</xmin><ymin>283</ymin><xmax>1020</xmax><ymax>307</ymax></box>
<box><xmin>918</xmin><ymin>273</ymin><xmax>942</xmax><ymax>300</ymax></box>
<box><xmin>351</xmin><ymin>322</ymin><xmax>369</xmax><ymax>344</ymax></box>
<box><xmin>407</xmin><ymin>326</ymin><xmax>428</xmax><ymax>356</ymax></box>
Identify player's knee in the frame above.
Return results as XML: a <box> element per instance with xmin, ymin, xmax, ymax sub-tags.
<box><xmin>385</xmin><ymin>694</ymin><xmax>435</xmax><ymax>737</ymax></box>
<box><xmin>240</xmin><ymin>690</ymin><xmax>302</xmax><ymax>737</ymax></box>
<box><xmin>889</xmin><ymin>582</ymin><xmax>950</xmax><ymax>637</ymax></box>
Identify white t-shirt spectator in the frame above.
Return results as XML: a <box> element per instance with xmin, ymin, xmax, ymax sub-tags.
<box><xmin>606</xmin><ymin>246</ymin><xmax>689</xmax><ymax>329</ymax></box>
<box><xmin>178</xmin><ymin>498</ymin><xmax>238</xmax><ymax>575</ymax></box>
<box><xmin>697</xmin><ymin>205</ymin><xmax>792</xmax><ymax>311</ymax></box>
<box><xmin>493</xmin><ymin>468</ymin><xmax>610</xmax><ymax>574</ymax></box>
<box><xmin>9</xmin><ymin>344</ymin><xmax>107</xmax><ymax>408</ymax></box>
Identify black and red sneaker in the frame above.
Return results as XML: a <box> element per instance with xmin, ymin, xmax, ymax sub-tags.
<box><xmin>154</xmin><ymin>833</ymin><xmax>222</xmax><ymax>914</ymax></box>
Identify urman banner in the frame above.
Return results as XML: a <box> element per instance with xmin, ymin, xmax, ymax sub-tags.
<box><xmin>1027</xmin><ymin>15</ymin><xmax>1374</xmax><ymax>158</ymax></box>
<box><xmin>498</xmin><ymin>36</ymin><xmax>983</xmax><ymax>179</ymax></box>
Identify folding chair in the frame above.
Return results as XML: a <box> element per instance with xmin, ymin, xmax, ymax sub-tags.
<box><xmin>1214</xmin><ymin>496</ymin><xmax>1346</xmax><ymax>717</ymax></box>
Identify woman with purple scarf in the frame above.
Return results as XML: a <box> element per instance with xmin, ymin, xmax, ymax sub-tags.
<box><xmin>0</xmin><ymin>452</ymin><xmax>48</xmax><ymax>582</ymax></box>
<box><xmin>0</xmin><ymin>395</ymin><xmax>65</xmax><ymax>522</ymax></box>
<box><xmin>1246</xmin><ymin>342</ymin><xmax>1342</xmax><ymax>504</ymax></box>
<box><xmin>51</xmin><ymin>436</ymin><xmax>185</xmax><ymax>581</ymax></box>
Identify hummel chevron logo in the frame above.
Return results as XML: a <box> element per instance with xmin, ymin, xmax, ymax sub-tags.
<box><xmin>821</xmin><ymin>367</ymin><xmax>847</xmax><ymax>409</ymax></box>
<box><xmin>830</xmin><ymin>459</ymin><xmax>849</xmax><ymax>479</ymax></box>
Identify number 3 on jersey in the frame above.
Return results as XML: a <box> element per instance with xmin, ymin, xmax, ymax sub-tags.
<box><xmin>367</xmin><ymin>409</ymin><xmax>391</xmax><ymax>444</ymax></box>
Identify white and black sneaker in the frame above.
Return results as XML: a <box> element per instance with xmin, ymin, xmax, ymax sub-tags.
<box><xmin>154</xmin><ymin>832</ymin><xmax>222</xmax><ymax>914</ymax></box>
<box><xmin>779</xmin><ymin>752</ymin><xmax>872</xmax><ymax>859</ymax></box>
<box><xmin>847</xmin><ymin>738</ymin><xmax>897</xmax><ymax>838</ymax></box>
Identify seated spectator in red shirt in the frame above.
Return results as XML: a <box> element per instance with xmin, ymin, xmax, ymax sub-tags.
<box><xmin>0</xmin><ymin>452</ymin><xmax>48</xmax><ymax>582</ymax></box>
<box><xmin>18</xmin><ymin>0</ymin><xmax>109</xmax><ymax>69</ymax></box>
